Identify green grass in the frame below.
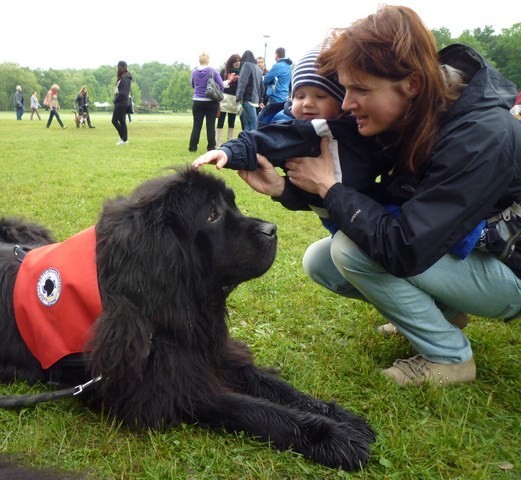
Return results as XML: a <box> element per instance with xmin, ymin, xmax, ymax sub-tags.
<box><xmin>0</xmin><ymin>112</ymin><xmax>520</xmax><ymax>479</ymax></box>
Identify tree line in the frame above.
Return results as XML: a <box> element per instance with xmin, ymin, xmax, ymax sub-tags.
<box><xmin>1</xmin><ymin>23</ymin><xmax>520</xmax><ymax>113</ymax></box>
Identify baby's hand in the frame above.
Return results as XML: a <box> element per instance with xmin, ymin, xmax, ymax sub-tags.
<box><xmin>192</xmin><ymin>150</ymin><xmax>229</xmax><ymax>170</ymax></box>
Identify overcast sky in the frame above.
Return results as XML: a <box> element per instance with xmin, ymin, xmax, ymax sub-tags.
<box><xmin>3</xmin><ymin>0</ymin><xmax>518</xmax><ymax>71</ymax></box>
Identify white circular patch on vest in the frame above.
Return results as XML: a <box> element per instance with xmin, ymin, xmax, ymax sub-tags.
<box><xmin>37</xmin><ymin>268</ymin><xmax>62</xmax><ymax>306</ymax></box>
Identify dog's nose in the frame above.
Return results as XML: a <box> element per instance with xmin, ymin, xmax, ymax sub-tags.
<box><xmin>259</xmin><ymin>222</ymin><xmax>277</xmax><ymax>237</ymax></box>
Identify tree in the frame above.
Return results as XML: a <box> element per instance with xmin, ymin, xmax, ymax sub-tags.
<box><xmin>493</xmin><ymin>23</ymin><xmax>521</xmax><ymax>88</ymax></box>
<box><xmin>1</xmin><ymin>20</ymin><xmax>520</xmax><ymax>113</ymax></box>
<box><xmin>0</xmin><ymin>63</ymin><xmax>40</xmax><ymax>111</ymax></box>
<box><xmin>432</xmin><ymin>27</ymin><xmax>453</xmax><ymax>50</ymax></box>
<box><xmin>454</xmin><ymin>30</ymin><xmax>489</xmax><ymax>59</ymax></box>
<box><xmin>163</xmin><ymin>69</ymin><xmax>193</xmax><ymax>112</ymax></box>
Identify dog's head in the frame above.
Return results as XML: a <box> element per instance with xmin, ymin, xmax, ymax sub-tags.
<box><xmin>139</xmin><ymin>167</ymin><xmax>277</xmax><ymax>285</ymax></box>
<box><xmin>96</xmin><ymin>167</ymin><xmax>277</xmax><ymax>303</ymax></box>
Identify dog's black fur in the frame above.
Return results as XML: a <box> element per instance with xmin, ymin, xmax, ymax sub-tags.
<box><xmin>0</xmin><ymin>168</ymin><xmax>375</xmax><ymax>470</ymax></box>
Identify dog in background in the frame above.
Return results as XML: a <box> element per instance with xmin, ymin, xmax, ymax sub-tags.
<box><xmin>74</xmin><ymin>110</ymin><xmax>88</xmax><ymax>128</ymax></box>
<box><xmin>0</xmin><ymin>168</ymin><xmax>375</xmax><ymax>470</ymax></box>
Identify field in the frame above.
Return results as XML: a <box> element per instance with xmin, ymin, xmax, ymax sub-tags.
<box><xmin>0</xmin><ymin>112</ymin><xmax>520</xmax><ymax>479</ymax></box>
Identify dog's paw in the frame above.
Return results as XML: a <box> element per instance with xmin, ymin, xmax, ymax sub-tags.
<box><xmin>302</xmin><ymin>419</ymin><xmax>374</xmax><ymax>471</ymax></box>
<box><xmin>324</xmin><ymin>402</ymin><xmax>376</xmax><ymax>442</ymax></box>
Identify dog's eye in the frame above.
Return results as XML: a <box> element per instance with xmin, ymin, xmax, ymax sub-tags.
<box><xmin>207</xmin><ymin>207</ymin><xmax>220</xmax><ymax>223</ymax></box>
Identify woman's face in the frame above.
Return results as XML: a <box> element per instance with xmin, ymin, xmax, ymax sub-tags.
<box><xmin>338</xmin><ymin>69</ymin><xmax>412</xmax><ymax>136</ymax></box>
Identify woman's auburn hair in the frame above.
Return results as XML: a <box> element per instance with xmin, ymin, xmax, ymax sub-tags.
<box><xmin>318</xmin><ymin>5</ymin><xmax>453</xmax><ymax>172</ymax></box>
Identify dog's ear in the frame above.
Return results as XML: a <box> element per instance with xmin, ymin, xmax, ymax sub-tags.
<box><xmin>90</xmin><ymin>189</ymin><xmax>204</xmax><ymax>382</ymax></box>
<box><xmin>88</xmin><ymin>305</ymin><xmax>152</xmax><ymax>390</ymax></box>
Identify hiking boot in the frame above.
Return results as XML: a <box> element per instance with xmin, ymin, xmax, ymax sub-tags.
<box><xmin>378</xmin><ymin>312</ymin><xmax>469</xmax><ymax>337</ymax></box>
<box><xmin>382</xmin><ymin>354</ymin><xmax>476</xmax><ymax>386</ymax></box>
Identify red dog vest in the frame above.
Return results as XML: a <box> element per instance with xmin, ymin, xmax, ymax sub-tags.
<box><xmin>14</xmin><ymin>226</ymin><xmax>102</xmax><ymax>369</ymax></box>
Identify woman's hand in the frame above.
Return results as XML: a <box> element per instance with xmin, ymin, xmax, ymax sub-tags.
<box><xmin>192</xmin><ymin>150</ymin><xmax>229</xmax><ymax>170</ymax></box>
<box><xmin>285</xmin><ymin>137</ymin><xmax>337</xmax><ymax>198</ymax></box>
<box><xmin>238</xmin><ymin>154</ymin><xmax>285</xmax><ymax>197</ymax></box>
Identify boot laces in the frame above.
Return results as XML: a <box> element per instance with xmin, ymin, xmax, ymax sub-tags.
<box><xmin>393</xmin><ymin>355</ymin><xmax>432</xmax><ymax>380</ymax></box>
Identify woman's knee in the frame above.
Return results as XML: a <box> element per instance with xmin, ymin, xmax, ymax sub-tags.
<box><xmin>330</xmin><ymin>232</ymin><xmax>382</xmax><ymax>276</ymax></box>
<box><xmin>302</xmin><ymin>237</ymin><xmax>331</xmax><ymax>279</ymax></box>
<box><xmin>303</xmin><ymin>233</ymin><xmax>366</xmax><ymax>278</ymax></box>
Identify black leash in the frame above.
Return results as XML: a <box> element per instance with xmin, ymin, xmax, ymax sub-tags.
<box><xmin>0</xmin><ymin>376</ymin><xmax>102</xmax><ymax>409</ymax></box>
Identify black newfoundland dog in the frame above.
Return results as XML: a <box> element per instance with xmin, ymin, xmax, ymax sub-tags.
<box><xmin>0</xmin><ymin>168</ymin><xmax>375</xmax><ymax>470</ymax></box>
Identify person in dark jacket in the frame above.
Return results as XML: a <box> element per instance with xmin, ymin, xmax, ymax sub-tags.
<box><xmin>112</xmin><ymin>60</ymin><xmax>132</xmax><ymax>145</ymax></box>
<box><xmin>203</xmin><ymin>6</ymin><xmax>521</xmax><ymax>387</ymax></box>
<box><xmin>75</xmin><ymin>85</ymin><xmax>95</xmax><ymax>128</ymax></box>
<box><xmin>236</xmin><ymin>50</ymin><xmax>263</xmax><ymax>131</ymax></box>
<box><xmin>14</xmin><ymin>85</ymin><xmax>25</xmax><ymax>120</ymax></box>
<box><xmin>194</xmin><ymin>48</ymin><xmax>486</xmax><ymax>253</ymax></box>
<box><xmin>216</xmin><ymin>53</ymin><xmax>242</xmax><ymax>146</ymax></box>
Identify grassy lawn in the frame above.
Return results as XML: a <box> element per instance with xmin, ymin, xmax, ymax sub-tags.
<box><xmin>0</xmin><ymin>112</ymin><xmax>520</xmax><ymax>480</ymax></box>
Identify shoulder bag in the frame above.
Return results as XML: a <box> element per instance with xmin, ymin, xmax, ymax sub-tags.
<box><xmin>205</xmin><ymin>71</ymin><xmax>224</xmax><ymax>102</ymax></box>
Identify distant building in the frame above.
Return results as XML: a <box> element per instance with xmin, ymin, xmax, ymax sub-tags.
<box><xmin>140</xmin><ymin>95</ymin><xmax>160</xmax><ymax>111</ymax></box>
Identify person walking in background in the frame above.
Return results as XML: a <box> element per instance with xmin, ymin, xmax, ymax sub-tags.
<box><xmin>44</xmin><ymin>84</ymin><xmax>66</xmax><ymax>129</ymax></box>
<box><xmin>29</xmin><ymin>91</ymin><xmax>41</xmax><ymax>120</ymax></box>
<box><xmin>14</xmin><ymin>85</ymin><xmax>25</xmax><ymax>120</ymax></box>
<box><xmin>263</xmin><ymin>47</ymin><xmax>293</xmax><ymax>105</ymax></box>
<box><xmin>112</xmin><ymin>61</ymin><xmax>132</xmax><ymax>145</ymax></box>
<box><xmin>188</xmin><ymin>52</ymin><xmax>224</xmax><ymax>152</ymax></box>
<box><xmin>236</xmin><ymin>50</ymin><xmax>263</xmax><ymax>132</ymax></box>
<box><xmin>76</xmin><ymin>85</ymin><xmax>95</xmax><ymax>128</ymax></box>
<box><xmin>216</xmin><ymin>53</ymin><xmax>241</xmax><ymax>147</ymax></box>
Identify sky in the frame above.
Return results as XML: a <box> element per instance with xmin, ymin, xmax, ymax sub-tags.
<box><xmin>3</xmin><ymin>0</ymin><xmax>518</xmax><ymax>71</ymax></box>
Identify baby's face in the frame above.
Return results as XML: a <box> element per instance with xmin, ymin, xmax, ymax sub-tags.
<box><xmin>291</xmin><ymin>86</ymin><xmax>343</xmax><ymax>120</ymax></box>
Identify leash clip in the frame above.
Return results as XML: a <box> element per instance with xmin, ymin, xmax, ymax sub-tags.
<box><xmin>73</xmin><ymin>375</ymin><xmax>103</xmax><ymax>396</ymax></box>
<box><xmin>14</xmin><ymin>245</ymin><xmax>30</xmax><ymax>262</ymax></box>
